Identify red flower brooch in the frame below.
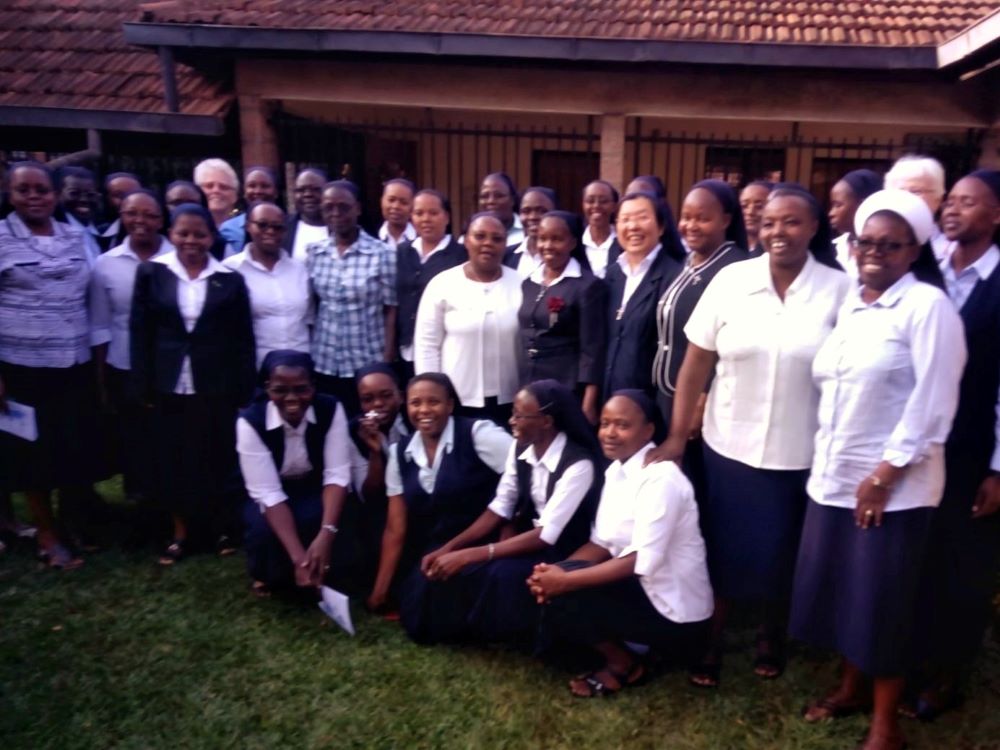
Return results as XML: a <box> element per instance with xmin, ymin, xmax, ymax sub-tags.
<box><xmin>546</xmin><ymin>296</ymin><xmax>565</xmax><ymax>327</ymax></box>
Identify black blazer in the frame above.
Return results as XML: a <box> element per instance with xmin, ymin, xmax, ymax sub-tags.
<box><xmin>502</xmin><ymin>242</ymin><xmax>523</xmax><ymax>270</ymax></box>
<box><xmin>603</xmin><ymin>248</ymin><xmax>682</xmax><ymax>399</ymax></box>
<box><xmin>518</xmin><ymin>272</ymin><xmax>608</xmax><ymax>390</ymax></box>
<box><xmin>396</xmin><ymin>237</ymin><xmax>467</xmax><ymax>350</ymax></box>
<box><xmin>130</xmin><ymin>261</ymin><xmax>256</xmax><ymax>405</ymax></box>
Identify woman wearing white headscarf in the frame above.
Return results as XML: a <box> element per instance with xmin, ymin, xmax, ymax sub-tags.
<box><xmin>790</xmin><ymin>190</ymin><xmax>966</xmax><ymax>750</ymax></box>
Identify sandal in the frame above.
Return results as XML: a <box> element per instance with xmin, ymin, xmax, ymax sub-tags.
<box><xmin>158</xmin><ymin>539</ymin><xmax>186</xmax><ymax>566</ymax></box>
<box><xmin>688</xmin><ymin>647</ymin><xmax>723</xmax><ymax>689</ymax></box>
<box><xmin>250</xmin><ymin>580</ymin><xmax>272</xmax><ymax>599</ymax></box>
<box><xmin>37</xmin><ymin>543</ymin><xmax>84</xmax><ymax>571</ymax></box>
<box><xmin>569</xmin><ymin>663</ymin><xmax>645</xmax><ymax>698</ymax></box>
<box><xmin>216</xmin><ymin>535</ymin><xmax>238</xmax><ymax>557</ymax></box>
<box><xmin>802</xmin><ymin>696</ymin><xmax>867</xmax><ymax>723</ymax></box>
<box><xmin>753</xmin><ymin>631</ymin><xmax>786</xmax><ymax>680</ymax></box>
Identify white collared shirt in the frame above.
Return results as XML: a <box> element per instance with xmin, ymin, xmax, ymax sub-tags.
<box><xmin>65</xmin><ymin>213</ymin><xmax>103</xmax><ymax>265</ymax></box>
<box><xmin>89</xmin><ymin>237</ymin><xmax>174</xmax><ymax>369</ymax></box>
<box><xmin>808</xmin><ymin>273</ymin><xmax>967</xmax><ymax>511</ymax></box>
<box><xmin>591</xmin><ymin>442</ymin><xmax>713</xmax><ymax>624</ymax></box>
<box><xmin>510</xmin><ymin>238</ymin><xmax>544</xmax><ymax>279</ymax></box>
<box><xmin>291</xmin><ymin>220</ymin><xmax>328</xmax><ymax>263</ymax></box>
<box><xmin>385</xmin><ymin>417</ymin><xmax>512</xmax><ymax>496</ymax></box>
<box><xmin>685</xmin><ymin>254</ymin><xmax>851</xmax><ymax>469</ymax></box>
<box><xmin>487</xmin><ymin>432</ymin><xmax>594</xmax><ymax>545</ymax></box>
<box><xmin>582</xmin><ymin>226</ymin><xmax>616</xmax><ymax>279</ymax></box>
<box><xmin>939</xmin><ymin>242</ymin><xmax>1000</xmax><ymax>310</ymax></box>
<box><xmin>527</xmin><ymin>257</ymin><xmax>582</xmax><ymax>287</ymax></box>
<box><xmin>347</xmin><ymin>413</ymin><xmax>410</xmax><ymax>502</ymax></box>
<box><xmin>153</xmin><ymin>250</ymin><xmax>232</xmax><ymax>394</ymax></box>
<box><xmin>236</xmin><ymin>400</ymin><xmax>351</xmax><ymax>510</ymax></box>
<box><xmin>378</xmin><ymin>221</ymin><xmax>417</xmax><ymax>252</ymax></box>
<box><xmin>930</xmin><ymin>226</ymin><xmax>950</xmax><ymax>262</ymax></box>
<box><xmin>616</xmin><ymin>243</ymin><xmax>661</xmax><ymax>314</ymax></box>
<box><xmin>223</xmin><ymin>247</ymin><xmax>313</xmax><ymax>367</ymax></box>
<box><xmin>833</xmin><ymin>233</ymin><xmax>860</xmax><ymax>280</ymax></box>
<box><xmin>414</xmin><ymin>265</ymin><xmax>524</xmax><ymax>407</ymax></box>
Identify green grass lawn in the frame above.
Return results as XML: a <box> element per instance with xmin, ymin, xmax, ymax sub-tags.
<box><xmin>2</xmin><ymin>480</ymin><xmax>999</xmax><ymax>749</ymax></box>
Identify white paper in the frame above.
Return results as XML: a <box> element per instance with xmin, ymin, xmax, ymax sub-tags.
<box><xmin>0</xmin><ymin>400</ymin><xmax>38</xmax><ymax>442</ymax></box>
<box><xmin>318</xmin><ymin>585</ymin><xmax>355</xmax><ymax>636</ymax></box>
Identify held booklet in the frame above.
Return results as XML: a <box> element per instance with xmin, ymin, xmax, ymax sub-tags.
<box><xmin>0</xmin><ymin>399</ymin><xmax>38</xmax><ymax>442</ymax></box>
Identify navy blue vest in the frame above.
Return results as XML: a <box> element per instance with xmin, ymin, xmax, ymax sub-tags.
<box><xmin>513</xmin><ymin>437</ymin><xmax>601</xmax><ymax>557</ymax></box>
<box><xmin>239</xmin><ymin>394</ymin><xmax>338</xmax><ymax>492</ymax></box>
<box><xmin>945</xmin><ymin>263</ymin><xmax>1000</xmax><ymax>500</ymax></box>
<box><xmin>396</xmin><ymin>417</ymin><xmax>502</xmax><ymax>553</ymax></box>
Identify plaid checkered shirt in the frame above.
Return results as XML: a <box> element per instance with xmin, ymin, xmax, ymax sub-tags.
<box><xmin>307</xmin><ymin>229</ymin><xmax>397</xmax><ymax>376</ymax></box>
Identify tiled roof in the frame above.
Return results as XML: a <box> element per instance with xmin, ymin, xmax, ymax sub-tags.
<box><xmin>0</xmin><ymin>0</ymin><xmax>231</xmax><ymax>116</ymax></box>
<box><xmin>139</xmin><ymin>0</ymin><xmax>1000</xmax><ymax>47</ymax></box>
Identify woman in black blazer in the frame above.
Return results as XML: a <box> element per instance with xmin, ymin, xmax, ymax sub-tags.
<box><xmin>603</xmin><ymin>191</ymin><xmax>683</xmax><ymax>401</ymax></box>
<box><xmin>518</xmin><ymin>211</ymin><xmax>607</xmax><ymax>424</ymax></box>
<box><xmin>131</xmin><ymin>203</ymin><xmax>256</xmax><ymax>565</ymax></box>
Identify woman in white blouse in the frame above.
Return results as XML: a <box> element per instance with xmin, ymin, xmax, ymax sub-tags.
<box><xmin>236</xmin><ymin>350</ymin><xmax>353</xmax><ymax>596</ymax></box>
<box><xmin>651</xmin><ymin>186</ymin><xmax>851</xmax><ymax>687</ymax></box>
<box><xmin>91</xmin><ymin>189</ymin><xmax>173</xmax><ymax>504</ymax></box>
<box><xmin>528</xmin><ymin>390</ymin><xmax>713</xmax><ymax>697</ymax></box>
<box><xmin>581</xmin><ymin>180</ymin><xmax>620</xmax><ymax>279</ymax></box>
<box><xmin>790</xmin><ymin>190</ymin><xmax>966</xmax><ymax>750</ymax></box>
<box><xmin>414</xmin><ymin>213</ymin><xmax>523</xmax><ymax>425</ymax></box>
<box><xmin>223</xmin><ymin>201</ymin><xmax>312</xmax><ymax>367</ymax></box>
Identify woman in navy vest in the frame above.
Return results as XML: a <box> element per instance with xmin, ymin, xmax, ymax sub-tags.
<box><xmin>237</xmin><ymin>350</ymin><xmax>355</xmax><ymax>596</ymax></box>
<box><xmin>517</xmin><ymin>211</ymin><xmax>607</xmax><ymax>424</ymax></box>
<box><xmin>366</xmin><ymin>373</ymin><xmax>511</xmax><ymax>640</ymax></box>
<box><xmin>907</xmin><ymin>169</ymin><xmax>1000</xmax><ymax>719</ymax></box>
<box><xmin>394</xmin><ymin>190</ymin><xmax>465</xmax><ymax>385</ymax></box>
<box><xmin>528</xmin><ymin>390</ymin><xmax>713</xmax><ymax>697</ymax></box>
<box><xmin>417</xmin><ymin>380</ymin><xmax>602</xmax><ymax>645</ymax></box>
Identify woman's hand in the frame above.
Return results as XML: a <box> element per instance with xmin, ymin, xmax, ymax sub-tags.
<box><xmin>357</xmin><ymin>415</ymin><xmax>383</xmax><ymax>454</ymax></box>
<box><xmin>689</xmin><ymin>393</ymin><xmax>707</xmax><ymax>440</ymax></box>
<box><xmin>420</xmin><ymin>546</ymin><xmax>449</xmax><ymax>576</ymax></box>
<box><xmin>644</xmin><ymin>436</ymin><xmax>685</xmax><ymax>466</ymax></box>
<box><xmin>582</xmin><ymin>385</ymin><xmax>599</xmax><ymax>426</ymax></box>
<box><xmin>972</xmin><ymin>474</ymin><xmax>1000</xmax><ymax>519</ymax></box>
<box><xmin>855</xmin><ymin>478</ymin><xmax>891</xmax><ymax>529</ymax></box>
<box><xmin>526</xmin><ymin>562</ymin><xmax>571</xmax><ymax>604</ymax></box>
<box><xmin>366</xmin><ymin>588</ymin><xmax>387</xmax><ymax>612</ymax></box>
<box><xmin>291</xmin><ymin>552</ymin><xmax>313</xmax><ymax>588</ymax></box>
<box><xmin>427</xmin><ymin>549</ymin><xmax>473</xmax><ymax>581</ymax></box>
<box><xmin>300</xmin><ymin>532</ymin><xmax>333</xmax><ymax>587</ymax></box>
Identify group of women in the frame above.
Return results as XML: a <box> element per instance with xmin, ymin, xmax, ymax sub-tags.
<box><xmin>1</xmin><ymin>154</ymin><xmax>998</xmax><ymax>750</ymax></box>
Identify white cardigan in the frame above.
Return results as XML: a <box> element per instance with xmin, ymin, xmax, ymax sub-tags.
<box><xmin>413</xmin><ymin>264</ymin><xmax>523</xmax><ymax>407</ymax></box>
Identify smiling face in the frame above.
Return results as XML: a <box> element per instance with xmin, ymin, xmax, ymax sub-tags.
<box><xmin>828</xmin><ymin>179</ymin><xmax>861</xmax><ymax>236</ymax></box>
<box><xmin>679</xmin><ymin>187</ymin><xmax>730</xmax><ymax>257</ymax></box>
<box><xmin>169</xmin><ymin>212</ymin><xmax>214</xmax><ymax>269</ymax></box>
<box><xmin>196</xmin><ymin>167</ymin><xmax>238</xmax><ymax>216</ymax></box>
<box><xmin>358</xmin><ymin>372</ymin><xmax>402</xmax><ymax>430</ymax></box>
<box><xmin>519</xmin><ymin>190</ymin><xmax>556</xmax><ymax>241</ymax></box>
<box><xmin>293</xmin><ymin>171</ymin><xmax>325</xmax><ymax>222</ymax></box>
<box><xmin>244</xmin><ymin>169</ymin><xmax>277</xmax><ymax>204</ymax></box>
<box><xmin>9</xmin><ymin>166</ymin><xmax>56</xmax><ymax>227</ymax></box>
<box><xmin>247</xmin><ymin>203</ymin><xmax>287</xmax><ymax>255</ymax></box>
<box><xmin>321</xmin><ymin>185</ymin><xmax>361</xmax><ymax>237</ymax></box>
<box><xmin>412</xmin><ymin>192</ymin><xmax>449</xmax><ymax>246</ymax></box>
<box><xmin>615</xmin><ymin>196</ymin><xmax>663</xmax><ymax>258</ymax></box>
<box><xmin>941</xmin><ymin>176</ymin><xmax>1000</xmax><ymax>246</ymax></box>
<box><xmin>598</xmin><ymin>396</ymin><xmax>654</xmax><ymax>463</ymax></box>
<box><xmin>381</xmin><ymin>182</ymin><xmax>414</xmax><ymax>230</ymax></box>
<box><xmin>406</xmin><ymin>379</ymin><xmax>454</xmax><ymax>439</ymax></box>
<box><xmin>60</xmin><ymin>175</ymin><xmax>98</xmax><ymax>223</ymax></box>
<box><xmin>739</xmin><ymin>183</ymin><xmax>770</xmax><ymax>241</ymax></box>
<box><xmin>465</xmin><ymin>215</ymin><xmax>507</xmax><ymax>276</ymax></box>
<box><xmin>760</xmin><ymin>194</ymin><xmax>816</xmax><ymax>272</ymax></box>
<box><xmin>120</xmin><ymin>193</ymin><xmax>163</xmax><ymax>247</ymax></box>
<box><xmin>537</xmin><ymin>215</ymin><xmax>575</xmax><ymax>273</ymax></box>
<box><xmin>267</xmin><ymin>365</ymin><xmax>315</xmax><ymax>427</ymax></box>
<box><xmin>855</xmin><ymin>212</ymin><xmax>920</xmax><ymax>293</ymax></box>
<box><xmin>509</xmin><ymin>389</ymin><xmax>553</xmax><ymax>445</ymax></box>
<box><xmin>582</xmin><ymin>181</ymin><xmax>617</xmax><ymax>232</ymax></box>
<box><xmin>892</xmin><ymin>174</ymin><xmax>943</xmax><ymax>215</ymax></box>
<box><xmin>478</xmin><ymin>175</ymin><xmax>515</xmax><ymax>225</ymax></box>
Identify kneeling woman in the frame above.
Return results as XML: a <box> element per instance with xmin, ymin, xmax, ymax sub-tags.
<box><xmin>366</xmin><ymin>373</ymin><xmax>511</xmax><ymax>638</ymax></box>
<box><xmin>236</xmin><ymin>350</ymin><xmax>354</xmax><ymax>595</ymax></box>
<box><xmin>418</xmin><ymin>380</ymin><xmax>601</xmax><ymax>644</ymax></box>
<box><xmin>528</xmin><ymin>391</ymin><xmax>713</xmax><ymax>696</ymax></box>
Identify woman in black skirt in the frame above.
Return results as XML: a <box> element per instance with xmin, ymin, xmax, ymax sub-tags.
<box><xmin>517</xmin><ymin>211</ymin><xmax>607</xmax><ymax>424</ymax></box>
<box><xmin>417</xmin><ymin>380</ymin><xmax>601</xmax><ymax>645</ymax></box>
<box><xmin>528</xmin><ymin>390</ymin><xmax>713</xmax><ymax>697</ymax></box>
<box><xmin>790</xmin><ymin>189</ymin><xmax>966</xmax><ymax>750</ymax></box>
<box><xmin>653</xmin><ymin>186</ymin><xmax>850</xmax><ymax>687</ymax></box>
<box><xmin>131</xmin><ymin>203</ymin><xmax>256</xmax><ymax>564</ymax></box>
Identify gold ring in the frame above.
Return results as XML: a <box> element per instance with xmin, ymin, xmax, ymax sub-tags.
<box><xmin>864</xmin><ymin>509</ymin><xmax>874</xmax><ymax>517</ymax></box>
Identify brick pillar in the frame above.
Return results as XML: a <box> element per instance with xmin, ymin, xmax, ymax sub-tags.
<box><xmin>239</xmin><ymin>95</ymin><xmax>279</xmax><ymax>171</ymax></box>
<box><xmin>599</xmin><ymin>114</ymin><xmax>627</xmax><ymax>194</ymax></box>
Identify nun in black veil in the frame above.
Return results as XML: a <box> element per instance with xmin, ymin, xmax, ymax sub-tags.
<box><xmin>413</xmin><ymin>380</ymin><xmax>603</xmax><ymax>645</ymax></box>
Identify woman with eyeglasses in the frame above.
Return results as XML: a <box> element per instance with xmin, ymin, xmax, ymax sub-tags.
<box><xmin>237</xmin><ymin>350</ymin><xmax>355</xmax><ymax>597</ymax></box>
<box><xmin>223</xmin><ymin>201</ymin><xmax>312</xmax><ymax>367</ymax></box>
<box><xmin>791</xmin><ymin>190</ymin><xmax>965</xmax><ymax>750</ymax></box>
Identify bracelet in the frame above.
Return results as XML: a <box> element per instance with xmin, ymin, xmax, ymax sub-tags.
<box><xmin>867</xmin><ymin>475</ymin><xmax>891</xmax><ymax>491</ymax></box>
<box><xmin>321</xmin><ymin>523</ymin><xmax>338</xmax><ymax>535</ymax></box>
<box><xmin>488</xmin><ymin>542</ymin><xmax>495</xmax><ymax>562</ymax></box>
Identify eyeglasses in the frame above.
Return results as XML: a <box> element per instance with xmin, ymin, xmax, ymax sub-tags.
<box><xmin>251</xmin><ymin>220</ymin><xmax>286</xmax><ymax>232</ymax></box>
<box><xmin>851</xmin><ymin>238</ymin><xmax>915</xmax><ymax>254</ymax></box>
<box><xmin>267</xmin><ymin>384</ymin><xmax>314</xmax><ymax>397</ymax></box>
